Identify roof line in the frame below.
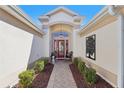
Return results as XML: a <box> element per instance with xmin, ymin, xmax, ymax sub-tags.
<box><xmin>79</xmin><ymin>6</ymin><xmax>109</xmax><ymax>35</ymax></box>
<box><xmin>43</xmin><ymin>6</ymin><xmax>79</xmax><ymax>16</ymax></box>
<box><xmin>11</xmin><ymin>6</ymin><xmax>41</xmax><ymax>30</ymax></box>
<box><xmin>9</xmin><ymin>5</ymin><xmax>45</xmax><ymax>35</ymax></box>
<box><xmin>1</xmin><ymin>5</ymin><xmax>45</xmax><ymax>36</ymax></box>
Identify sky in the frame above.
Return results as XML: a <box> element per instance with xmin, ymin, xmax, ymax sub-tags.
<box><xmin>19</xmin><ymin>5</ymin><xmax>104</xmax><ymax>26</ymax></box>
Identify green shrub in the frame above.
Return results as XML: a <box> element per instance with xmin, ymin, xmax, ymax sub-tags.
<box><xmin>73</xmin><ymin>57</ymin><xmax>81</xmax><ymax>67</ymax></box>
<box><xmin>18</xmin><ymin>70</ymin><xmax>34</xmax><ymax>88</ymax></box>
<box><xmin>78</xmin><ymin>61</ymin><xmax>86</xmax><ymax>74</ymax></box>
<box><xmin>84</xmin><ymin>66</ymin><xmax>89</xmax><ymax>75</ymax></box>
<box><xmin>34</xmin><ymin>60</ymin><xmax>44</xmax><ymax>73</ymax></box>
<box><xmin>43</xmin><ymin>58</ymin><xmax>48</xmax><ymax>66</ymax></box>
<box><xmin>85</xmin><ymin>68</ymin><xmax>96</xmax><ymax>85</ymax></box>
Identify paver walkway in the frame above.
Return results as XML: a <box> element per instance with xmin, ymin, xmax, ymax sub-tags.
<box><xmin>47</xmin><ymin>60</ymin><xmax>77</xmax><ymax>88</ymax></box>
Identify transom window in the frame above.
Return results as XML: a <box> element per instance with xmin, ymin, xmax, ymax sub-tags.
<box><xmin>52</xmin><ymin>32</ymin><xmax>68</xmax><ymax>37</ymax></box>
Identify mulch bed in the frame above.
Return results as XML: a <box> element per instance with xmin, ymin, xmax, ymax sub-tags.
<box><xmin>69</xmin><ymin>64</ymin><xmax>113</xmax><ymax>88</ymax></box>
<box><xmin>31</xmin><ymin>63</ymin><xmax>54</xmax><ymax>88</ymax></box>
<box><xmin>14</xmin><ymin>63</ymin><xmax>54</xmax><ymax>88</ymax></box>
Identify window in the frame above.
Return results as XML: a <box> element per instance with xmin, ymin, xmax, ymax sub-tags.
<box><xmin>52</xmin><ymin>32</ymin><xmax>68</xmax><ymax>37</ymax></box>
<box><xmin>86</xmin><ymin>34</ymin><xmax>96</xmax><ymax>60</ymax></box>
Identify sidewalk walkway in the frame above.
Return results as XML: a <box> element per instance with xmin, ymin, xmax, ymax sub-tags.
<box><xmin>47</xmin><ymin>60</ymin><xmax>77</xmax><ymax>88</ymax></box>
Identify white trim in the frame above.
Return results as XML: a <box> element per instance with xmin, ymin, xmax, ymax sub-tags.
<box><xmin>48</xmin><ymin>21</ymin><xmax>75</xmax><ymax>27</ymax></box>
<box><xmin>83</xmin><ymin>58</ymin><xmax>117</xmax><ymax>87</ymax></box>
<box><xmin>53</xmin><ymin>37</ymin><xmax>69</xmax><ymax>40</ymax></box>
<box><xmin>96</xmin><ymin>72</ymin><xmax>117</xmax><ymax>88</ymax></box>
<box><xmin>0</xmin><ymin>5</ymin><xmax>44</xmax><ymax>36</ymax></box>
<box><xmin>79</xmin><ymin>5</ymin><xmax>124</xmax><ymax>35</ymax></box>
<box><xmin>10</xmin><ymin>6</ymin><xmax>41</xmax><ymax>31</ymax></box>
<box><xmin>79</xmin><ymin>6</ymin><xmax>121</xmax><ymax>35</ymax></box>
<box><xmin>44</xmin><ymin>6</ymin><xmax>79</xmax><ymax>16</ymax></box>
<box><xmin>84</xmin><ymin>61</ymin><xmax>116</xmax><ymax>87</ymax></box>
<box><xmin>79</xmin><ymin>6</ymin><xmax>108</xmax><ymax>33</ymax></box>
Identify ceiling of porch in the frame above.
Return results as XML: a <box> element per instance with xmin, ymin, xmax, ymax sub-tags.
<box><xmin>50</xmin><ymin>24</ymin><xmax>73</xmax><ymax>33</ymax></box>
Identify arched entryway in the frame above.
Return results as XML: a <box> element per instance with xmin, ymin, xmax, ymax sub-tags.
<box><xmin>50</xmin><ymin>24</ymin><xmax>73</xmax><ymax>59</ymax></box>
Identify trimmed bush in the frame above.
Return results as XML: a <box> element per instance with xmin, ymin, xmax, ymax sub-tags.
<box><xmin>85</xmin><ymin>68</ymin><xmax>96</xmax><ymax>85</ymax></box>
<box><xmin>43</xmin><ymin>58</ymin><xmax>48</xmax><ymax>66</ymax></box>
<box><xmin>34</xmin><ymin>60</ymin><xmax>44</xmax><ymax>73</ymax></box>
<box><xmin>73</xmin><ymin>57</ymin><xmax>78</xmax><ymax>66</ymax></box>
<box><xmin>73</xmin><ymin>58</ymin><xmax>97</xmax><ymax>85</ymax></box>
<box><xmin>73</xmin><ymin>57</ymin><xmax>82</xmax><ymax>67</ymax></box>
<box><xmin>19</xmin><ymin>70</ymin><xmax>34</xmax><ymax>88</ymax></box>
<box><xmin>78</xmin><ymin>61</ymin><xmax>86</xmax><ymax>74</ymax></box>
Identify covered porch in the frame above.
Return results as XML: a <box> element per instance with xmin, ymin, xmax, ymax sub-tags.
<box><xmin>49</xmin><ymin>23</ymin><xmax>74</xmax><ymax>59</ymax></box>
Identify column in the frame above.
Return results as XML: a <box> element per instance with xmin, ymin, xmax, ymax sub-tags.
<box><xmin>118</xmin><ymin>14</ymin><xmax>124</xmax><ymax>88</ymax></box>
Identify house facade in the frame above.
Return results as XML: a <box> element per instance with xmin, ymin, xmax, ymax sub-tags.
<box><xmin>1</xmin><ymin>5</ymin><xmax>124</xmax><ymax>88</ymax></box>
<box><xmin>39</xmin><ymin>7</ymin><xmax>84</xmax><ymax>59</ymax></box>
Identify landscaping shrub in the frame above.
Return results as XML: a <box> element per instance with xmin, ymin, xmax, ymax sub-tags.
<box><xmin>73</xmin><ymin>58</ymin><xmax>97</xmax><ymax>85</ymax></box>
<box><xmin>73</xmin><ymin>57</ymin><xmax>82</xmax><ymax>67</ymax></box>
<box><xmin>73</xmin><ymin>57</ymin><xmax>78</xmax><ymax>67</ymax></box>
<box><xmin>78</xmin><ymin>61</ymin><xmax>86</xmax><ymax>74</ymax></box>
<box><xmin>84</xmin><ymin>66</ymin><xmax>89</xmax><ymax>75</ymax></box>
<box><xmin>85</xmin><ymin>68</ymin><xmax>96</xmax><ymax>85</ymax></box>
<box><xmin>43</xmin><ymin>58</ymin><xmax>48</xmax><ymax>66</ymax></box>
<box><xmin>34</xmin><ymin>60</ymin><xmax>44</xmax><ymax>73</ymax></box>
<box><xmin>18</xmin><ymin>70</ymin><xmax>34</xmax><ymax>88</ymax></box>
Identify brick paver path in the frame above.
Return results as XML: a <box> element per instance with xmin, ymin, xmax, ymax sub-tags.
<box><xmin>47</xmin><ymin>60</ymin><xmax>77</xmax><ymax>88</ymax></box>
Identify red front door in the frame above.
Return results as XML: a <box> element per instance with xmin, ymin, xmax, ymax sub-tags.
<box><xmin>54</xmin><ymin>40</ymin><xmax>68</xmax><ymax>58</ymax></box>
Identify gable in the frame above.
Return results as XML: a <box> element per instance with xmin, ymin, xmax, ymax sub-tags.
<box><xmin>44</xmin><ymin>7</ymin><xmax>79</xmax><ymax>17</ymax></box>
<box><xmin>49</xmin><ymin>11</ymin><xmax>73</xmax><ymax>23</ymax></box>
<box><xmin>39</xmin><ymin>7</ymin><xmax>84</xmax><ymax>26</ymax></box>
<box><xmin>47</xmin><ymin>9</ymin><xmax>77</xmax><ymax>17</ymax></box>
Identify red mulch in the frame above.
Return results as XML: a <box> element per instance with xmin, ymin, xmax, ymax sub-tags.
<box><xmin>69</xmin><ymin>64</ymin><xmax>113</xmax><ymax>88</ymax></box>
<box><xmin>13</xmin><ymin>63</ymin><xmax>54</xmax><ymax>88</ymax></box>
<box><xmin>31</xmin><ymin>63</ymin><xmax>54</xmax><ymax>88</ymax></box>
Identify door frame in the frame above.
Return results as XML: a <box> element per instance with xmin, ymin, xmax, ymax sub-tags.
<box><xmin>53</xmin><ymin>39</ymin><xmax>69</xmax><ymax>59</ymax></box>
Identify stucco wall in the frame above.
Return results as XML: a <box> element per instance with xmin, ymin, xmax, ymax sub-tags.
<box><xmin>28</xmin><ymin>35</ymin><xmax>46</xmax><ymax>65</ymax></box>
<box><xmin>49</xmin><ymin>12</ymin><xmax>73</xmax><ymax>24</ymax></box>
<box><xmin>73</xmin><ymin>29</ymin><xmax>83</xmax><ymax>57</ymax></box>
<box><xmin>0</xmin><ymin>8</ymin><xmax>46</xmax><ymax>87</ymax></box>
<box><xmin>44</xmin><ymin>29</ymin><xmax>50</xmax><ymax>57</ymax></box>
<box><xmin>80</xmin><ymin>20</ymin><xmax>118</xmax><ymax>87</ymax></box>
<box><xmin>0</xmin><ymin>20</ymin><xmax>33</xmax><ymax>87</ymax></box>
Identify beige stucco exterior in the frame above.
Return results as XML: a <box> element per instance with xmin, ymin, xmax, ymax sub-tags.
<box><xmin>39</xmin><ymin>7</ymin><xmax>84</xmax><ymax>57</ymax></box>
<box><xmin>79</xmin><ymin>6</ymin><xmax>124</xmax><ymax>87</ymax></box>
<box><xmin>80</xmin><ymin>20</ymin><xmax>119</xmax><ymax>87</ymax></box>
<box><xmin>1</xmin><ymin>5</ymin><xmax>124</xmax><ymax>88</ymax></box>
<box><xmin>0</xmin><ymin>6</ymin><xmax>44</xmax><ymax>87</ymax></box>
<box><xmin>0</xmin><ymin>20</ymin><xmax>33</xmax><ymax>87</ymax></box>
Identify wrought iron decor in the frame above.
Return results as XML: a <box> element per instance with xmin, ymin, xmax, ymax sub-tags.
<box><xmin>86</xmin><ymin>34</ymin><xmax>96</xmax><ymax>60</ymax></box>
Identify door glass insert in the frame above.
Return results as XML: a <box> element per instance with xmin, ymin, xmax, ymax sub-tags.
<box><xmin>58</xmin><ymin>40</ymin><xmax>65</xmax><ymax>58</ymax></box>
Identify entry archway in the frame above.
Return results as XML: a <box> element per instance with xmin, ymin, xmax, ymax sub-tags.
<box><xmin>50</xmin><ymin>24</ymin><xmax>73</xmax><ymax>59</ymax></box>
